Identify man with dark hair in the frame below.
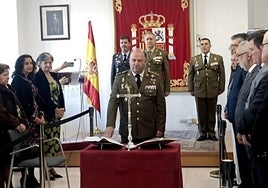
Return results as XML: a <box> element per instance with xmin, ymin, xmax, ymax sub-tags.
<box><xmin>229</xmin><ymin>33</ymin><xmax>248</xmax><ymax>53</ymax></box>
<box><xmin>110</xmin><ymin>35</ymin><xmax>131</xmax><ymax>88</ymax></box>
<box><xmin>188</xmin><ymin>38</ymin><xmax>225</xmax><ymax>141</ymax></box>
<box><xmin>244</xmin><ymin>29</ymin><xmax>268</xmax><ymax>108</ymax></box>
<box><xmin>224</xmin><ymin>33</ymin><xmax>248</xmax><ymax>126</ymax></box>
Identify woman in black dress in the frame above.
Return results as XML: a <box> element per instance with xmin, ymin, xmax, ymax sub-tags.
<box><xmin>11</xmin><ymin>54</ymin><xmax>43</xmax><ymax>187</ymax></box>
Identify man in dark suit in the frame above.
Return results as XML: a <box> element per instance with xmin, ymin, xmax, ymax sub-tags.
<box><xmin>224</xmin><ymin>33</ymin><xmax>248</xmax><ymax>124</ymax></box>
<box><xmin>241</xmin><ymin>74</ymin><xmax>268</xmax><ymax>188</ymax></box>
<box><xmin>110</xmin><ymin>35</ymin><xmax>131</xmax><ymax>88</ymax></box>
<box><xmin>244</xmin><ymin>30</ymin><xmax>268</xmax><ymax>110</ymax></box>
<box><xmin>144</xmin><ymin>31</ymin><xmax>170</xmax><ymax>96</ymax></box>
<box><xmin>104</xmin><ymin>48</ymin><xmax>166</xmax><ymax>143</ymax></box>
<box><xmin>188</xmin><ymin>38</ymin><xmax>225</xmax><ymax>141</ymax></box>
<box><xmin>238</xmin><ymin>30</ymin><xmax>268</xmax><ymax>188</ymax></box>
<box><xmin>234</xmin><ymin>40</ymin><xmax>260</xmax><ymax>188</ymax></box>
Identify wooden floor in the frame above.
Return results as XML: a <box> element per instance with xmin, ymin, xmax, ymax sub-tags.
<box><xmin>182</xmin><ymin>130</ymin><xmax>234</xmax><ymax>167</ymax></box>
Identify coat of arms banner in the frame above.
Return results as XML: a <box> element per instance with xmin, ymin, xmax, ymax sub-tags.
<box><xmin>113</xmin><ymin>0</ymin><xmax>190</xmax><ymax>91</ymax></box>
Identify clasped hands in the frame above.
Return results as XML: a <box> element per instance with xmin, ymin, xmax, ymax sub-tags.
<box><xmin>55</xmin><ymin>107</ymin><xmax>65</xmax><ymax>119</ymax></box>
<box><xmin>237</xmin><ymin>133</ymin><xmax>251</xmax><ymax>146</ymax></box>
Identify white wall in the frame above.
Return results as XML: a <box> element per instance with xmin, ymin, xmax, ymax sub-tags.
<box><xmin>191</xmin><ymin>0</ymin><xmax>249</xmax><ymax>131</ymax></box>
<box><xmin>0</xmin><ymin>1</ymin><xmax>18</xmax><ymax>71</ymax></box>
<box><xmin>11</xmin><ymin>0</ymin><xmax>258</xmax><ymax>140</ymax></box>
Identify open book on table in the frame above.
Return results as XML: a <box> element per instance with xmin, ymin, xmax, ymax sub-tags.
<box><xmin>84</xmin><ymin>136</ymin><xmax>178</xmax><ymax>150</ymax></box>
<box><xmin>135</xmin><ymin>137</ymin><xmax>178</xmax><ymax>149</ymax></box>
<box><xmin>84</xmin><ymin>136</ymin><xmax>124</xmax><ymax>150</ymax></box>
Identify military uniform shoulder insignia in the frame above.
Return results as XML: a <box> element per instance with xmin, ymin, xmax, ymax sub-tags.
<box><xmin>117</xmin><ymin>70</ymin><xmax>128</xmax><ymax>75</ymax></box>
<box><xmin>148</xmin><ymin>70</ymin><xmax>159</xmax><ymax>77</ymax></box>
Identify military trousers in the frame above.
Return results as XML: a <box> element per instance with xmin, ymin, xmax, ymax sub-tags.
<box><xmin>195</xmin><ymin>97</ymin><xmax>217</xmax><ymax>137</ymax></box>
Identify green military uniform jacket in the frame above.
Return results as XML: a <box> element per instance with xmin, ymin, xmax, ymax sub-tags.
<box><xmin>188</xmin><ymin>53</ymin><xmax>225</xmax><ymax>98</ymax></box>
<box><xmin>106</xmin><ymin>70</ymin><xmax>166</xmax><ymax>139</ymax></box>
<box><xmin>146</xmin><ymin>48</ymin><xmax>170</xmax><ymax>93</ymax></box>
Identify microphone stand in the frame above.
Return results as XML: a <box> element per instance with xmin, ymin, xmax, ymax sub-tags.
<box><xmin>217</xmin><ymin>105</ymin><xmax>233</xmax><ymax>188</ymax></box>
<box><xmin>39</xmin><ymin>113</ymin><xmax>45</xmax><ymax>188</ymax></box>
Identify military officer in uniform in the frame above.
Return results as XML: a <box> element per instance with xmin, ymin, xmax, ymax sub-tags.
<box><xmin>104</xmin><ymin>48</ymin><xmax>166</xmax><ymax>143</ymax></box>
<box><xmin>188</xmin><ymin>38</ymin><xmax>225</xmax><ymax>141</ymax></box>
<box><xmin>144</xmin><ymin>31</ymin><xmax>170</xmax><ymax>96</ymax></box>
<box><xmin>110</xmin><ymin>35</ymin><xmax>131</xmax><ymax>88</ymax></box>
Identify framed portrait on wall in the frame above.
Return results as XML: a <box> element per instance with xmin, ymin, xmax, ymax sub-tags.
<box><xmin>40</xmin><ymin>5</ymin><xmax>70</xmax><ymax>40</ymax></box>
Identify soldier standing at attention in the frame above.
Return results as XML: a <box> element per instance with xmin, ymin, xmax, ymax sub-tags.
<box><xmin>188</xmin><ymin>38</ymin><xmax>225</xmax><ymax>141</ymax></box>
<box><xmin>110</xmin><ymin>35</ymin><xmax>131</xmax><ymax>88</ymax></box>
<box><xmin>144</xmin><ymin>31</ymin><xmax>170</xmax><ymax>96</ymax></box>
<box><xmin>104</xmin><ymin>48</ymin><xmax>166</xmax><ymax>143</ymax></box>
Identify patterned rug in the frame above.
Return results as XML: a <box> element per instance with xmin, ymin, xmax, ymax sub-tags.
<box><xmin>110</xmin><ymin>130</ymin><xmax>218</xmax><ymax>152</ymax></box>
<box><xmin>62</xmin><ymin>128</ymin><xmax>218</xmax><ymax>153</ymax></box>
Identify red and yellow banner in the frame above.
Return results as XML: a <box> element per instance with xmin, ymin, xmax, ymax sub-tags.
<box><xmin>83</xmin><ymin>21</ymin><xmax>101</xmax><ymax>113</ymax></box>
<box><xmin>113</xmin><ymin>0</ymin><xmax>190</xmax><ymax>91</ymax></box>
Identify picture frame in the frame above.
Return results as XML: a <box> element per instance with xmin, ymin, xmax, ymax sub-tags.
<box><xmin>40</xmin><ymin>5</ymin><xmax>70</xmax><ymax>40</ymax></box>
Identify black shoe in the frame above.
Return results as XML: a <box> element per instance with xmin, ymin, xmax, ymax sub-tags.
<box><xmin>20</xmin><ymin>177</ymin><xmax>25</xmax><ymax>188</ymax></box>
<box><xmin>26</xmin><ymin>175</ymin><xmax>40</xmax><ymax>188</ymax></box>
<box><xmin>197</xmin><ymin>135</ymin><xmax>207</xmax><ymax>141</ymax></box>
<box><xmin>45</xmin><ymin>174</ymin><xmax>56</xmax><ymax>181</ymax></box>
<box><xmin>208</xmin><ymin>135</ymin><xmax>218</xmax><ymax>141</ymax></box>
<box><xmin>49</xmin><ymin>169</ymin><xmax>63</xmax><ymax>178</ymax></box>
<box><xmin>52</xmin><ymin>173</ymin><xmax>63</xmax><ymax>178</ymax></box>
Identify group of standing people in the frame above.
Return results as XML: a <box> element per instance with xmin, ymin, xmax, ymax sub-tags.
<box><xmin>235</xmin><ymin>30</ymin><xmax>268</xmax><ymax>188</ymax></box>
<box><xmin>0</xmin><ymin>52</ymin><xmax>66</xmax><ymax>188</ymax></box>
<box><xmin>222</xmin><ymin>30</ymin><xmax>268</xmax><ymax>188</ymax></box>
<box><xmin>187</xmin><ymin>30</ymin><xmax>268</xmax><ymax>187</ymax></box>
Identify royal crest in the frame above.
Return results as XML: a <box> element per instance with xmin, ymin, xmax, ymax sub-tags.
<box><xmin>85</xmin><ymin>59</ymin><xmax>98</xmax><ymax>78</ymax></box>
<box><xmin>131</xmin><ymin>12</ymin><xmax>176</xmax><ymax>60</ymax></box>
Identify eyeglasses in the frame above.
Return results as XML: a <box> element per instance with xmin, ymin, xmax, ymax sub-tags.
<box><xmin>236</xmin><ymin>52</ymin><xmax>248</xmax><ymax>57</ymax></box>
<box><xmin>228</xmin><ymin>44</ymin><xmax>239</xmax><ymax>51</ymax></box>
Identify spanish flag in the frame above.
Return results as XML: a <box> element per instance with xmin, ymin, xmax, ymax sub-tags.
<box><xmin>83</xmin><ymin>21</ymin><xmax>100</xmax><ymax>113</ymax></box>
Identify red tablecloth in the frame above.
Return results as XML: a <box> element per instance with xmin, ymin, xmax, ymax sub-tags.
<box><xmin>80</xmin><ymin>143</ymin><xmax>183</xmax><ymax>188</ymax></box>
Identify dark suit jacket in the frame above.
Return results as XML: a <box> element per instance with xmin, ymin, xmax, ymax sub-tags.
<box><xmin>246</xmin><ymin>65</ymin><xmax>268</xmax><ymax>107</ymax></box>
<box><xmin>235</xmin><ymin>65</ymin><xmax>259</xmax><ymax>132</ymax></box>
<box><xmin>34</xmin><ymin>69</ymin><xmax>65</xmax><ymax>122</ymax></box>
<box><xmin>242</xmin><ymin>74</ymin><xmax>268</xmax><ymax>156</ymax></box>
<box><xmin>11</xmin><ymin>75</ymin><xmax>38</xmax><ymax>120</ymax></box>
<box><xmin>106</xmin><ymin>70</ymin><xmax>166</xmax><ymax>139</ymax></box>
<box><xmin>188</xmin><ymin>53</ymin><xmax>225</xmax><ymax>98</ymax></box>
<box><xmin>225</xmin><ymin>64</ymin><xmax>247</xmax><ymax>123</ymax></box>
<box><xmin>145</xmin><ymin>48</ymin><xmax>170</xmax><ymax>93</ymax></box>
<box><xmin>110</xmin><ymin>52</ymin><xmax>130</xmax><ymax>88</ymax></box>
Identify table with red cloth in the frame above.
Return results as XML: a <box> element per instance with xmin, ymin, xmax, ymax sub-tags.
<box><xmin>80</xmin><ymin>143</ymin><xmax>183</xmax><ymax>188</ymax></box>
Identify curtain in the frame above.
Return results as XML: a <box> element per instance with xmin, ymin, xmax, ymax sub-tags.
<box><xmin>113</xmin><ymin>0</ymin><xmax>190</xmax><ymax>91</ymax></box>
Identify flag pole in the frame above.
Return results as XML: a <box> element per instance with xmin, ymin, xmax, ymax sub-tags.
<box><xmin>93</xmin><ymin>109</ymin><xmax>101</xmax><ymax>134</ymax></box>
<box><xmin>83</xmin><ymin>21</ymin><xmax>101</xmax><ymax>134</ymax></box>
